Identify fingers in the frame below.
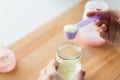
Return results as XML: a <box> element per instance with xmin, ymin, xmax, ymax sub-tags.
<box><xmin>97</xmin><ymin>24</ymin><xmax>108</xmax><ymax>32</ymax></box>
<box><xmin>47</xmin><ymin>59</ymin><xmax>58</xmax><ymax>75</ymax></box>
<box><xmin>40</xmin><ymin>68</ymin><xmax>47</xmax><ymax>77</ymax></box>
<box><xmin>86</xmin><ymin>8</ymin><xmax>101</xmax><ymax>17</ymax></box>
<box><xmin>101</xmin><ymin>24</ymin><xmax>108</xmax><ymax>32</ymax></box>
<box><xmin>107</xmin><ymin>18</ymin><xmax>119</xmax><ymax>43</ymax></box>
<box><xmin>96</xmin><ymin>9</ymin><xmax>110</xmax><ymax>19</ymax></box>
<box><xmin>95</xmin><ymin>19</ymin><xmax>109</xmax><ymax>28</ymax></box>
<box><xmin>39</xmin><ymin>59</ymin><xmax>60</xmax><ymax>80</ymax></box>
<box><xmin>97</xmin><ymin>24</ymin><xmax>109</xmax><ymax>40</ymax></box>
<box><xmin>40</xmin><ymin>68</ymin><xmax>51</xmax><ymax>80</ymax></box>
<box><xmin>87</xmin><ymin>9</ymin><xmax>110</xmax><ymax>30</ymax></box>
<box><xmin>73</xmin><ymin>70</ymin><xmax>86</xmax><ymax>80</ymax></box>
<box><xmin>87</xmin><ymin>8</ymin><xmax>111</xmax><ymax>19</ymax></box>
<box><xmin>118</xmin><ymin>18</ymin><xmax>120</xmax><ymax>23</ymax></box>
<box><xmin>46</xmin><ymin>59</ymin><xmax>63</xmax><ymax>80</ymax></box>
<box><xmin>99</xmin><ymin>30</ymin><xmax>109</xmax><ymax>40</ymax></box>
<box><xmin>95</xmin><ymin>19</ymin><xmax>101</xmax><ymax>27</ymax></box>
<box><xmin>87</xmin><ymin>11</ymin><xmax>97</xmax><ymax>17</ymax></box>
<box><xmin>48</xmin><ymin>72</ymin><xmax>64</xmax><ymax>80</ymax></box>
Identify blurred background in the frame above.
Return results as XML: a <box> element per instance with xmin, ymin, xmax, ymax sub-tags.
<box><xmin>0</xmin><ymin>0</ymin><xmax>119</xmax><ymax>47</ymax></box>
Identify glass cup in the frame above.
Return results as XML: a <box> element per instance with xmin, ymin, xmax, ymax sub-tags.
<box><xmin>56</xmin><ymin>42</ymin><xmax>82</xmax><ymax>80</ymax></box>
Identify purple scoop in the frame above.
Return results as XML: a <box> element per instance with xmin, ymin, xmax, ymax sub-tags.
<box><xmin>64</xmin><ymin>15</ymin><xmax>101</xmax><ymax>40</ymax></box>
<box><xmin>64</xmin><ymin>31</ymin><xmax>78</xmax><ymax>39</ymax></box>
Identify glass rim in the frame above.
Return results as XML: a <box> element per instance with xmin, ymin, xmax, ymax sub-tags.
<box><xmin>57</xmin><ymin>42</ymin><xmax>82</xmax><ymax>60</ymax></box>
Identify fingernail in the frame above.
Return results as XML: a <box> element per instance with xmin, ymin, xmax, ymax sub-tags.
<box><xmin>101</xmin><ymin>24</ymin><xmax>108</xmax><ymax>32</ymax></box>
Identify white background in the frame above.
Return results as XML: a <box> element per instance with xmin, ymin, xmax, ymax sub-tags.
<box><xmin>0</xmin><ymin>0</ymin><xmax>119</xmax><ymax>47</ymax></box>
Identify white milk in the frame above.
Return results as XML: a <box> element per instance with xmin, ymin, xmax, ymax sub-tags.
<box><xmin>57</xmin><ymin>59</ymin><xmax>81</xmax><ymax>80</ymax></box>
<box><xmin>56</xmin><ymin>42</ymin><xmax>82</xmax><ymax>80</ymax></box>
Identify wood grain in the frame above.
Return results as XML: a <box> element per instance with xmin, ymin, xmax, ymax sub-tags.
<box><xmin>0</xmin><ymin>0</ymin><xmax>120</xmax><ymax>80</ymax></box>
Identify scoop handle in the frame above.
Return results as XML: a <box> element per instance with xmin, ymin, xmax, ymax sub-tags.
<box><xmin>75</xmin><ymin>15</ymin><xmax>101</xmax><ymax>29</ymax></box>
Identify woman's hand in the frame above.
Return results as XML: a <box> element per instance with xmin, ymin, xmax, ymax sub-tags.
<box><xmin>87</xmin><ymin>8</ymin><xmax>120</xmax><ymax>46</ymax></box>
<box><xmin>38</xmin><ymin>60</ymin><xmax>85</xmax><ymax>80</ymax></box>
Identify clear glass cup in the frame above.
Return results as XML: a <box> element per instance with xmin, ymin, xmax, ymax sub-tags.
<box><xmin>56</xmin><ymin>42</ymin><xmax>82</xmax><ymax>80</ymax></box>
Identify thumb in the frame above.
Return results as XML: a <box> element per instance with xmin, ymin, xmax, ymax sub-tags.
<box><xmin>87</xmin><ymin>8</ymin><xmax>111</xmax><ymax>19</ymax></box>
<box><xmin>73</xmin><ymin>71</ymin><xmax>86</xmax><ymax>80</ymax></box>
<box><xmin>47</xmin><ymin>59</ymin><xmax>58</xmax><ymax>74</ymax></box>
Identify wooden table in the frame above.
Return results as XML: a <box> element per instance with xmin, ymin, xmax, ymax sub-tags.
<box><xmin>0</xmin><ymin>0</ymin><xmax>120</xmax><ymax>80</ymax></box>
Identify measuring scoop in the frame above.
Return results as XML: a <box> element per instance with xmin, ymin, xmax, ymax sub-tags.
<box><xmin>64</xmin><ymin>15</ymin><xmax>101</xmax><ymax>39</ymax></box>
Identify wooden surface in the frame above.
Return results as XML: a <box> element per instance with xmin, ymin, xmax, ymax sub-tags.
<box><xmin>0</xmin><ymin>0</ymin><xmax>120</xmax><ymax>80</ymax></box>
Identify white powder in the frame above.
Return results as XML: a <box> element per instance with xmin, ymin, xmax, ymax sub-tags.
<box><xmin>64</xmin><ymin>25</ymin><xmax>78</xmax><ymax>33</ymax></box>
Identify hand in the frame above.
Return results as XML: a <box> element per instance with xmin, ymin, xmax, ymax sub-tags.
<box><xmin>87</xmin><ymin>8</ymin><xmax>120</xmax><ymax>46</ymax></box>
<box><xmin>38</xmin><ymin>60</ymin><xmax>85</xmax><ymax>80</ymax></box>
